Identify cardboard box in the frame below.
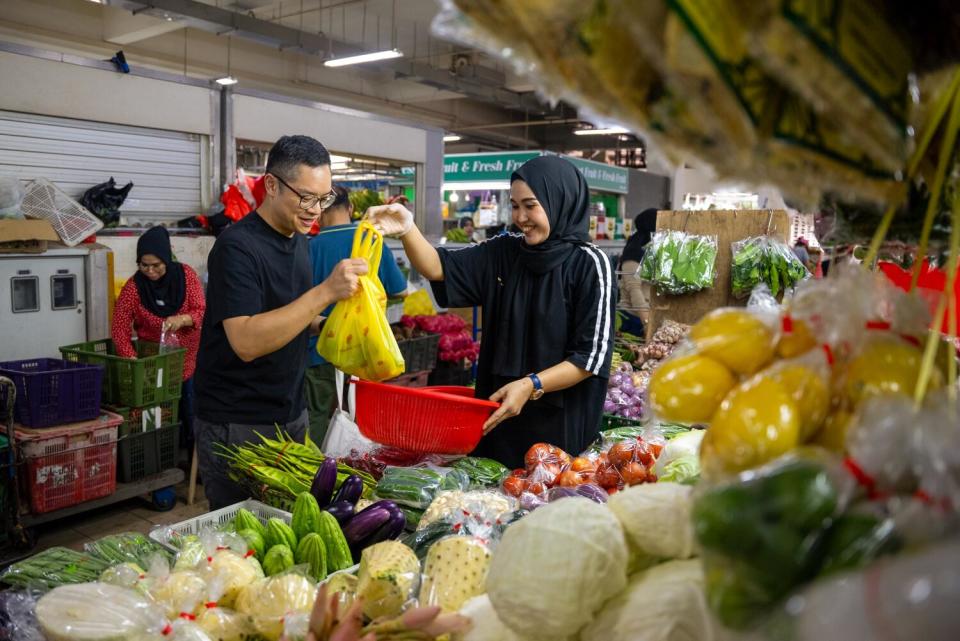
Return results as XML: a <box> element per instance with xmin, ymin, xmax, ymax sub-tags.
<box><xmin>0</xmin><ymin>219</ymin><xmax>60</xmax><ymax>254</ymax></box>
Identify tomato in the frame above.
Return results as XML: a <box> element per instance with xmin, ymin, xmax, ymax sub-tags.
<box><xmin>570</xmin><ymin>457</ymin><xmax>597</xmax><ymax>472</ymax></box>
<box><xmin>606</xmin><ymin>486</ymin><xmax>620</xmax><ymax>496</ymax></box>
<box><xmin>502</xmin><ymin>476</ymin><xmax>526</xmax><ymax>497</ymax></box>
<box><xmin>550</xmin><ymin>446</ymin><xmax>573</xmax><ymax>468</ymax></box>
<box><xmin>633</xmin><ymin>441</ymin><xmax>655</xmax><ymax>467</ymax></box>
<box><xmin>620</xmin><ymin>462</ymin><xmax>648</xmax><ymax>486</ymax></box>
<box><xmin>595</xmin><ymin>464</ymin><xmax>622</xmax><ymax>489</ymax></box>
<box><xmin>527</xmin><ymin>481</ymin><xmax>546</xmax><ymax>496</ymax></box>
<box><xmin>524</xmin><ymin>443</ymin><xmax>554</xmax><ymax>470</ymax></box>
<box><xmin>511</xmin><ymin>468</ymin><xmax>526</xmax><ymax>478</ymax></box>
<box><xmin>647</xmin><ymin>440</ymin><xmax>665</xmax><ymax>458</ymax></box>
<box><xmin>558</xmin><ymin>470</ymin><xmax>585</xmax><ymax>487</ymax></box>
<box><xmin>608</xmin><ymin>442</ymin><xmax>636</xmax><ymax>467</ymax></box>
<box><xmin>647</xmin><ymin>472</ymin><xmax>658</xmax><ymax>483</ymax></box>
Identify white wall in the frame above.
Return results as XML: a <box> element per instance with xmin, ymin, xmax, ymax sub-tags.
<box><xmin>671</xmin><ymin>165</ymin><xmax>717</xmax><ymax>208</ymax></box>
<box><xmin>233</xmin><ymin>94</ymin><xmax>428</xmax><ymax>164</ymax></box>
<box><xmin>102</xmin><ymin>234</ymin><xmax>216</xmax><ymax>285</ymax></box>
<box><xmin>0</xmin><ymin>50</ymin><xmax>213</xmax><ymax>135</ymax></box>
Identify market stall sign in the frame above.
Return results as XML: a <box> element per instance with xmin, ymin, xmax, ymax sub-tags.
<box><xmin>444</xmin><ymin>152</ymin><xmax>541</xmax><ymax>184</ymax></box>
<box><xmin>561</xmin><ymin>155</ymin><xmax>629</xmax><ymax>194</ymax></box>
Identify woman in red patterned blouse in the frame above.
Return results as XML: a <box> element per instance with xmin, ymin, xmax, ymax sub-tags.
<box><xmin>112</xmin><ymin>226</ymin><xmax>206</xmax><ymax>453</ymax></box>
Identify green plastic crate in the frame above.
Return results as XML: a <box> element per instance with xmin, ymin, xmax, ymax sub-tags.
<box><xmin>60</xmin><ymin>339</ymin><xmax>184</xmax><ymax>407</ymax></box>
<box><xmin>104</xmin><ymin>401</ymin><xmax>180</xmax><ymax>437</ymax></box>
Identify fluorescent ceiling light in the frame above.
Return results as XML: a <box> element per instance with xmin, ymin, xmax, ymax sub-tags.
<box><xmin>324</xmin><ymin>49</ymin><xmax>403</xmax><ymax>68</ymax></box>
<box><xmin>329</xmin><ymin>155</ymin><xmax>352</xmax><ymax>163</ymax></box>
<box><xmin>574</xmin><ymin>127</ymin><xmax>629</xmax><ymax>136</ymax></box>
<box><xmin>331</xmin><ymin>162</ymin><xmax>349</xmax><ymax>171</ymax></box>
<box><xmin>443</xmin><ymin>135</ymin><xmax>462</xmax><ymax>143</ymax></box>
<box><xmin>215</xmin><ymin>76</ymin><xmax>238</xmax><ymax>86</ymax></box>
<box><xmin>449</xmin><ymin>192</ymin><xmax>460</xmax><ymax>202</ymax></box>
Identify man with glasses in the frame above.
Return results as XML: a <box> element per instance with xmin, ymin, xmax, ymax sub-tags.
<box><xmin>195</xmin><ymin>135</ymin><xmax>368</xmax><ymax>509</ymax></box>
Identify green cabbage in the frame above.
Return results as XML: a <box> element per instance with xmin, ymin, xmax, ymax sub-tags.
<box><xmin>660</xmin><ymin>456</ymin><xmax>701</xmax><ymax>485</ymax></box>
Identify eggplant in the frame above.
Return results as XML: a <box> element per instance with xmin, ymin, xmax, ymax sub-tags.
<box><xmin>520</xmin><ymin>492</ymin><xmax>547</xmax><ymax>511</ymax></box>
<box><xmin>324</xmin><ymin>500</ymin><xmax>356</xmax><ymax>525</ymax></box>
<box><xmin>361</xmin><ymin>503</ymin><xmax>407</xmax><ymax>549</ymax></box>
<box><xmin>575</xmin><ymin>483</ymin><xmax>608</xmax><ymax>504</ymax></box>
<box><xmin>547</xmin><ymin>487</ymin><xmax>580</xmax><ymax>502</ymax></box>
<box><xmin>311</xmin><ymin>458</ymin><xmax>338</xmax><ymax>508</ymax></box>
<box><xmin>332</xmin><ymin>474</ymin><xmax>363</xmax><ymax>507</ymax></box>
<box><xmin>341</xmin><ymin>501</ymin><xmax>395</xmax><ymax>548</ymax></box>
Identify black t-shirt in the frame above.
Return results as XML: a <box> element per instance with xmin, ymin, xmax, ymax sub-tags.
<box><xmin>431</xmin><ymin>234</ymin><xmax>616</xmax><ymax>468</ymax></box>
<box><xmin>195</xmin><ymin>212</ymin><xmax>312</xmax><ymax>424</ymax></box>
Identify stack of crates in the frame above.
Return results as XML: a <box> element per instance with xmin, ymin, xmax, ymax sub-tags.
<box><xmin>60</xmin><ymin>339</ymin><xmax>186</xmax><ymax>483</ymax></box>
<box><xmin>0</xmin><ymin>359</ymin><xmax>118</xmax><ymax>514</ymax></box>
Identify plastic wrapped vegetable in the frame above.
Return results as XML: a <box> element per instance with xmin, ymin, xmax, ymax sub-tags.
<box><xmin>731</xmin><ymin>236</ymin><xmax>809</xmax><ymax>298</ymax></box>
<box><xmin>580</xmin><ymin>560</ymin><xmax>712</xmax><ymax>641</ymax></box>
<box><xmin>640</xmin><ymin>231</ymin><xmax>718</xmax><ymax>295</ymax></box>
<box><xmin>84</xmin><ymin>532</ymin><xmax>173</xmax><ymax>571</ymax></box>
<box><xmin>235</xmin><ymin>574</ymin><xmax>318</xmax><ymax>641</ymax></box>
<box><xmin>202</xmin><ymin>549</ymin><xmax>264</xmax><ymax>608</ymax></box>
<box><xmin>373</xmin><ymin>466</ymin><xmax>445</xmax><ymax>509</ymax></box>
<box><xmin>419</xmin><ymin>535</ymin><xmax>492</xmax><ymax>612</ymax></box>
<box><xmin>417</xmin><ymin>490</ymin><xmax>518</xmax><ymax>535</ymax></box>
<box><xmin>486</xmin><ymin>498</ymin><xmax>628</xmax><ymax>640</ymax></box>
<box><xmin>146</xmin><ymin>567</ymin><xmax>209</xmax><ymax>620</ymax></box>
<box><xmin>450</xmin><ymin>457</ymin><xmax>511</xmax><ymax>488</ymax></box>
<box><xmin>0</xmin><ymin>547</ymin><xmax>111</xmax><ymax>592</ymax></box>
<box><xmin>34</xmin><ymin>583</ymin><xmax>166</xmax><ymax>641</ymax></box>
<box><xmin>195</xmin><ymin>578</ymin><xmax>255</xmax><ymax>641</ymax></box>
<box><xmin>694</xmin><ymin>456</ymin><xmax>854</xmax><ymax>629</ymax></box>
<box><xmin>355</xmin><ymin>541</ymin><xmax>420</xmax><ymax>620</ymax></box>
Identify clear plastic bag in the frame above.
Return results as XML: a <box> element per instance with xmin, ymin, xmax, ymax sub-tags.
<box><xmin>640</xmin><ymin>230</ymin><xmax>719</xmax><ymax>295</ymax></box>
<box><xmin>194</xmin><ymin>578</ymin><xmax>254</xmax><ymax>641</ymax></box>
<box><xmin>0</xmin><ymin>546</ymin><xmax>110</xmax><ymax>592</ymax></box>
<box><xmin>693</xmin><ymin>453</ymin><xmax>860</xmax><ymax>630</ymax></box>
<box><xmin>419</xmin><ymin>535</ymin><xmax>492</xmax><ymax>612</ymax></box>
<box><xmin>32</xmin><ymin>582</ymin><xmax>168</xmax><ymax>641</ymax></box>
<box><xmin>731</xmin><ymin>236</ymin><xmax>810</xmax><ymax>299</ymax></box>
<box><xmin>84</xmin><ymin>531</ymin><xmax>173</xmax><ymax>570</ymax></box>
<box><xmin>159</xmin><ymin>326</ymin><xmax>181</xmax><ymax>354</ymax></box>
<box><xmin>355</xmin><ymin>541</ymin><xmax>420</xmax><ymax>621</ymax></box>
<box><xmin>416</xmin><ymin>490</ymin><xmax>519</xmax><ymax>540</ymax></box>
<box><xmin>0</xmin><ymin>175</ymin><xmax>23</xmax><ymax>218</ymax></box>
<box><xmin>235</xmin><ymin>574</ymin><xmax>317</xmax><ymax>641</ymax></box>
<box><xmin>373</xmin><ymin>466</ymin><xmax>446</xmax><ymax>509</ymax></box>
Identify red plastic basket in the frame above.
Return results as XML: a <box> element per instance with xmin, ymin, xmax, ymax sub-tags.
<box><xmin>17</xmin><ymin>412</ymin><xmax>122</xmax><ymax>514</ymax></box>
<box><xmin>353</xmin><ymin>381</ymin><xmax>499</xmax><ymax>455</ymax></box>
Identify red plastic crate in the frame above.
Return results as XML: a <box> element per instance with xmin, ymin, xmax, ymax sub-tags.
<box><xmin>17</xmin><ymin>412</ymin><xmax>121</xmax><ymax>514</ymax></box>
<box><xmin>353</xmin><ymin>381</ymin><xmax>498</xmax><ymax>455</ymax></box>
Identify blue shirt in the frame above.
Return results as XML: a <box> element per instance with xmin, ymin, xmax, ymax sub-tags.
<box><xmin>308</xmin><ymin>223</ymin><xmax>408</xmax><ymax>366</ymax></box>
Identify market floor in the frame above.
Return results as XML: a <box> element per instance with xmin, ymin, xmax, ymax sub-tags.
<box><xmin>29</xmin><ymin>482</ymin><xmax>210</xmax><ymax>554</ymax></box>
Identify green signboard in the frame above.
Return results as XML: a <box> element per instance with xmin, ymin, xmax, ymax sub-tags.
<box><xmin>443</xmin><ymin>151</ymin><xmax>629</xmax><ymax>194</ymax></box>
<box><xmin>561</xmin><ymin>155</ymin><xmax>629</xmax><ymax>194</ymax></box>
<box><xmin>444</xmin><ymin>151</ymin><xmax>541</xmax><ymax>184</ymax></box>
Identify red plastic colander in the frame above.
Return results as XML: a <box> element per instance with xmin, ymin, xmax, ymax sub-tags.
<box><xmin>352</xmin><ymin>381</ymin><xmax>499</xmax><ymax>454</ymax></box>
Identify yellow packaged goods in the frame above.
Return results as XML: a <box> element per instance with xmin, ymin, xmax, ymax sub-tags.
<box><xmin>317</xmin><ymin>222</ymin><xmax>405</xmax><ymax>381</ymax></box>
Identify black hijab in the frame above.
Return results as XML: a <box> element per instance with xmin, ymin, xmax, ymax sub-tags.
<box><xmin>133</xmin><ymin>226</ymin><xmax>186</xmax><ymax>318</ymax></box>
<box><xmin>619</xmin><ymin>208</ymin><xmax>658</xmax><ymax>266</ymax></box>
<box><xmin>492</xmin><ymin>156</ymin><xmax>592</xmax><ymax>380</ymax></box>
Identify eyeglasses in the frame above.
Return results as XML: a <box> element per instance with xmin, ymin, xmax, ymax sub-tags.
<box><xmin>271</xmin><ymin>173</ymin><xmax>337</xmax><ymax>211</ymax></box>
<box><xmin>139</xmin><ymin>261</ymin><xmax>165</xmax><ymax>272</ymax></box>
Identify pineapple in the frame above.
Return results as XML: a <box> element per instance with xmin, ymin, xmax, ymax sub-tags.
<box><xmin>323</xmin><ymin>571</ymin><xmax>359</xmax><ymax>609</ymax></box>
<box><xmin>419</xmin><ymin>536</ymin><xmax>492</xmax><ymax>613</ymax></box>
<box><xmin>356</xmin><ymin>541</ymin><xmax>420</xmax><ymax>620</ymax></box>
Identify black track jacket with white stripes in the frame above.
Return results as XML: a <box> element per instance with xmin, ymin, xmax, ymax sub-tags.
<box><xmin>431</xmin><ymin>234</ymin><xmax>616</xmax><ymax>468</ymax></box>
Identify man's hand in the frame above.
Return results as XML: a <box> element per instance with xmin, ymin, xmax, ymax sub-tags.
<box><xmin>365</xmin><ymin>203</ymin><xmax>415</xmax><ymax>238</ymax></box>
<box><xmin>482</xmin><ymin>377</ymin><xmax>535</xmax><ymax>434</ymax></box>
<box><xmin>161</xmin><ymin>314</ymin><xmax>190</xmax><ymax>332</ymax></box>
<box><xmin>321</xmin><ymin>258</ymin><xmax>368</xmax><ymax>302</ymax></box>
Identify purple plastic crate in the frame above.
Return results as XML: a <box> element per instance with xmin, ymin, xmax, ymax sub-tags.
<box><xmin>0</xmin><ymin>358</ymin><xmax>104</xmax><ymax>428</ymax></box>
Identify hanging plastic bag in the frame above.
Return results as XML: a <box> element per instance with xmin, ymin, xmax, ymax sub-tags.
<box><xmin>80</xmin><ymin>177</ymin><xmax>133</xmax><ymax>226</ymax></box>
<box><xmin>159</xmin><ymin>325</ymin><xmax>181</xmax><ymax>354</ymax></box>
<box><xmin>321</xmin><ymin>369</ymin><xmax>378</xmax><ymax>460</ymax></box>
<box><xmin>0</xmin><ymin>175</ymin><xmax>23</xmax><ymax>219</ymax></box>
<box><xmin>317</xmin><ymin>222</ymin><xmax>405</xmax><ymax>381</ymax></box>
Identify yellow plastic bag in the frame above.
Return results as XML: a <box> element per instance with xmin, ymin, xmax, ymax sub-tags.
<box><xmin>317</xmin><ymin>222</ymin><xmax>405</xmax><ymax>381</ymax></box>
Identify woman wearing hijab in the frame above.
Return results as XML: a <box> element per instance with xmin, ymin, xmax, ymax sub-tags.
<box><xmin>618</xmin><ymin>208</ymin><xmax>658</xmax><ymax>324</ymax></box>
<box><xmin>112</xmin><ymin>226</ymin><xmax>206</xmax><ymax>448</ymax></box>
<box><xmin>367</xmin><ymin>156</ymin><xmax>616</xmax><ymax>468</ymax></box>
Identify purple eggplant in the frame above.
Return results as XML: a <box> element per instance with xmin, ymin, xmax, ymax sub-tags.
<box><xmin>362</xmin><ymin>504</ymin><xmax>406</xmax><ymax>548</ymax></box>
<box><xmin>520</xmin><ymin>492</ymin><xmax>547</xmax><ymax>511</ymax></box>
<box><xmin>311</xmin><ymin>458</ymin><xmax>338</xmax><ymax>508</ymax></box>
<box><xmin>341</xmin><ymin>501</ymin><xmax>395</xmax><ymax>548</ymax></box>
<box><xmin>324</xmin><ymin>500</ymin><xmax>356</xmax><ymax>525</ymax></box>
<box><xmin>575</xmin><ymin>483</ymin><xmax>608</xmax><ymax>504</ymax></box>
<box><xmin>332</xmin><ymin>475</ymin><xmax>363</xmax><ymax>507</ymax></box>
<box><xmin>547</xmin><ymin>487</ymin><xmax>580</xmax><ymax>502</ymax></box>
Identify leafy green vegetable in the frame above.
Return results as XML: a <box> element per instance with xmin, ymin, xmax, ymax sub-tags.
<box><xmin>731</xmin><ymin>236</ymin><xmax>809</xmax><ymax>298</ymax></box>
<box><xmin>659</xmin><ymin>456</ymin><xmax>700</xmax><ymax>484</ymax></box>
<box><xmin>639</xmin><ymin>231</ymin><xmax>718</xmax><ymax>295</ymax></box>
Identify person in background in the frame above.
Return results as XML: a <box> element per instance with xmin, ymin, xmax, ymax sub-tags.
<box><xmin>367</xmin><ymin>155</ymin><xmax>616</xmax><ymax>469</ymax></box>
<box><xmin>112</xmin><ymin>226</ymin><xmax>206</xmax><ymax>457</ymax></box>
<box><xmin>793</xmin><ymin>237</ymin><xmax>812</xmax><ymax>271</ymax></box>
<box><xmin>618</xmin><ymin>208</ymin><xmax>658</xmax><ymax>324</ymax></box>
<box><xmin>304</xmin><ymin>185</ymin><xmax>408</xmax><ymax>443</ymax></box>
<box><xmin>194</xmin><ymin>135</ymin><xmax>368</xmax><ymax>509</ymax></box>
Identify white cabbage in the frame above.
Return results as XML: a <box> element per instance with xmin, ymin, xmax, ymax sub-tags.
<box><xmin>456</xmin><ymin>594</ymin><xmax>525</xmax><ymax>641</ymax></box>
<box><xmin>607</xmin><ymin>483</ymin><xmax>696</xmax><ymax>562</ymax></box>
<box><xmin>36</xmin><ymin>583</ymin><xmax>164</xmax><ymax>641</ymax></box>
<box><xmin>654</xmin><ymin>431</ymin><xmax>704</xmax><ymax>476</ymax></box>
<box><xmin>581</xmin><ymin>560</ymin><xmax>715</xmax><ymax>641</ymax></box>
<box><xmin>485</xmin><ymin>498</ymin><xmax>627</xmax><ymax>641</ymax></box>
